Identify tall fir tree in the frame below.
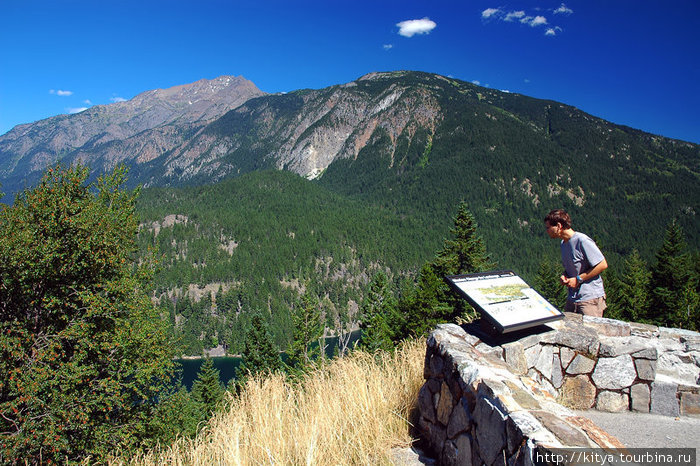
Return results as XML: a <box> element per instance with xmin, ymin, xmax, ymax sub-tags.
<box><xmin>650</xmin><ymin>220</ymin><xmax>699</xmax><ymax>330</ymax></box>
<box><xmin>431</xmin><ymin>202</ymin><xmax>494</xmax><ymax>278</ymax></box>
<box><xmin>359</xmin><ymin>271</ymin><xmax>400</xmax><ymax>352</ymax></box>
<box><xmin>398</xmin><ymin>202</ymin><xmax>493</xmax><ymax>338</ymax></box>
<box><xmin>286</xmin><ymin>292</ymin><xmax>323</xmax><ymax>370</ymax></box>
<box><xmin>191</xmin><ymin>357</ymin><xmax>225</xmax><ymax>417</ymax></box>
<box><xmin>236</xmin><ymin>310</ymin><xmax>283</xmax><ymax>384</ymax></box>
<box><xmin>606</xmin><ymin>250</ymin><xmax>652</xmax><ymax>323</ymax></box>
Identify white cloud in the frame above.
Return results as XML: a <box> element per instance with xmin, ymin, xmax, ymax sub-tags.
<box><xmin>66</xmin><ymin>107</ymin><xmax>88</xmax><ymax>114</ymax></box>
<box><xmin>472</xmin><ymin>80</ymin><xmax>481</xmax><ymax>85</ymax></box>
<box><xmin>49</xmin><ymin>89</ymin><xmax>73</xmax><ymax>96</ymax></box>
<box><xmin>396</xmin><ymin>18</ymin><xmax>437</xmax><ymax>37</ymax></box>
<box><xmin>481</xmin><ymin>8</ymin><xmax>501</xmax><ymax>19</ymax></box>
<box><xmin>383</xmin><ymin>44</ymin><xmax>393</xmax><ymax>50</ymax></box>
<box><xmin>482</xmin><ymin>8</ymin><xmax>565</xmax><ymax>35</ymax></box>
<box><xmin>83</xmin><ymin>99</ymin><xmax>92</xmax><ymax>105</ymax></box>
<box><xmin>521</xmin><ymin>15</ymin><xmax>547</xmax><ymax>27</ymax></box>
<box><xmin>554</xmin><ymin>3</ymin><xmax>573</xmax><ymax>15</ymax></box>
<box><xmin>505</xmin><ymin>11</ymin><xmax>525</xmax><ymax>22</ymax></box>
<box><xmin>110</xmin><ymin>96</ymin><xmax>127</xmax><ymax>103</ymax></box>
<box><xmin>529</xmin><ymin>16</ymin><xmax>548</xmax><ymax>27</ymax></box>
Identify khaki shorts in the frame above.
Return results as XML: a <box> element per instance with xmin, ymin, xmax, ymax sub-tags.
<box><xmin>565</xmin><ymin>296</ymin><xmax>607</xmax><ymax>317</ymax></box>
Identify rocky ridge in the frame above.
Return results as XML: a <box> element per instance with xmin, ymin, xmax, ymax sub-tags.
<box><xmin>159</xmin><ymin>71</ymin><xmax>443</xmax><ymax>184</ymax></box>
<box><xmin>0</xmin><ymin>76</ymin><xmax>265</xmax><ymax>193</ymax></box>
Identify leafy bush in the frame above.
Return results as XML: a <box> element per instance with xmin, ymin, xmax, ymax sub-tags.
<box><xmin>0</xmin><ymin>165</ymin><xmax>175</xmax><ymax>463</ymax></box>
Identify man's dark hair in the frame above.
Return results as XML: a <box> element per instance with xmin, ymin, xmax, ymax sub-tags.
<box><xmin>544</xmin><ymin>209</ymin><xmax>572</xmax><ymax>229</ymax></box>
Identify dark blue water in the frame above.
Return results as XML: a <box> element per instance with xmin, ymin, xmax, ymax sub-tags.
<box><xmin>176</xmin><ymin>330</ymin><xmax>362</xmax><ymax>390</ymax></box>
<box><xmin>177</xmin><ymin>356</ymin><xmax>242</xmax><ymax>390</ymax></box>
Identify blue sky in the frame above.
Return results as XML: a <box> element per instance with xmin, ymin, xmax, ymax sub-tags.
<box><xmin>1</xmin><ymin>0</ymin><xmax>698</xmax><ymax>143</ymax></box>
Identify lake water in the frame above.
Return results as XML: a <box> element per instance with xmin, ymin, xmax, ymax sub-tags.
<box><xmin>177</xmin><ymin>356</ymin><xmax>243</xmax><ymax>390</ymax></box>
<box><xmin>177</xmin><ymin>330</ymin><xmax>362</xmax><ymax>390</ymax></box>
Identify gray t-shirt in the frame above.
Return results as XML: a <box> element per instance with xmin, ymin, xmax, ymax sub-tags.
<box><xmin>560</xmin><ymin>232</ymin><xmax>606</xmax><ymax>302</ymax></box>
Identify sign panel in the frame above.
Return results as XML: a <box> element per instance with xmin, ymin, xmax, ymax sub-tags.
<box><xmin>446</xmin><ymin>270</ymin><xmax>563</xmax><ymax>334</ymax></box>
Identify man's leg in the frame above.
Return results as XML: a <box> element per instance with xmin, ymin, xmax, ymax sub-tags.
<box><xmin>574</xmin><ymin>297</ymin><xmax>607</xmax><ymax>318</ymax></box>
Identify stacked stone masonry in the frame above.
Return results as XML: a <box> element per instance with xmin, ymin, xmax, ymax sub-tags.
<box><xmin>418</xmin><ymin>314</ymin><xmax>700</xmax><ymax>465</ymax></box>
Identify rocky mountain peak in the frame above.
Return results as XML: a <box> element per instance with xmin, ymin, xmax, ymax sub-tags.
<box><xmin>128</xmin><ymin>75</ymin><xmax>262</xmax><ymax>117</ymax></box>
<box><xmin>357</xmin><ymin>70</ymin><xmax>411</xmax><ymax>81</ymax></box>
<box><xmin>0</xmin><ymin>76</ymin><xmax>265</xmax><ymax>190</ymax></box>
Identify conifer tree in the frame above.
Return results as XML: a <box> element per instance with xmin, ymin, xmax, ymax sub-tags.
<box><xmin>398</xmin><ymin>202</ymin><xmax>493</xmax><ymax>338</ymax></box>
<box><xmin>534</xmin><ymin>258</ymin><xmax>567</xmax><ymax>311</ymax></box>
<box><xmin>606</xmin><ymin>250</ymin><xmax>652</xmax><ymax>323</ymax></box>
<box><xmin>359</xmin><ymin>271</ymin><xmax>400</xmax><ymax>352</ymax></box>
<box><xmin>400</xmin><ymin>264</ymin><xmax>453</xmax><ymax>337</ymax></box>
<box><xmin>650</xmin><ymin>220</ymin><xmax>699</xmax><ymax>329</ymax></box>
<box><xmin>236</xmin><ymin>310</ymin><xmax>283</xmax><ymax>383</ymax></box>
<box><xmin>146</xmin><ymin>385</ymin><xmax>203</xmax><ymax>446</ymax></box>
<box><xmin>191</xmin><ymin>357</ymin><xmax>225</xmax><ymax>417</ymax></box>
<box><xmin>287</xmin><ymin>293</ymin><xmax>323</xmax><ymax>369</ymax></box>
<box><xmin>431</xmin><ymin>202</ymin><xmax>494</xmax><ymax>278</ymax></box>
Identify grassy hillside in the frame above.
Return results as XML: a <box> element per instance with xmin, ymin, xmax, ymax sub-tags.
<box><xmin>119</xmin><ymin>339</ymin><xmax>425</xmax><ymax>465</ymax></box>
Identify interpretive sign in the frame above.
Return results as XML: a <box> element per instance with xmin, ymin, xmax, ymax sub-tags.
<box><xmin>446</xmin><ymin>270</ymin><xmax>563</xmax><ymax>334</ymax></box>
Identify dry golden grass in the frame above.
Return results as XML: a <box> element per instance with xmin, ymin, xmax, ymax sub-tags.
<box><xmin>119</xmin><ymin>338</ymin><xmax>426</xmax><ymax>465</ymax></box>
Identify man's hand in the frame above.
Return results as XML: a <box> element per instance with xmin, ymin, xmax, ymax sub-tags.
<box><xmin>560</xmin><ymin>275</ymin><xmax>578</xmax><ymax>288</ymax></box>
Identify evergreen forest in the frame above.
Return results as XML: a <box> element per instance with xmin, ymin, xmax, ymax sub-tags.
<box><xmin>135</xmin><ymin>162</ymin><xmax>699</xmax><ymax>357</ymax></box>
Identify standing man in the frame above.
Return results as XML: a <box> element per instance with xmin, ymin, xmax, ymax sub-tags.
<box><xmin>544</xmin><ymin>209</ymin><xmax>608</xmax><ymax>317</ymax></box>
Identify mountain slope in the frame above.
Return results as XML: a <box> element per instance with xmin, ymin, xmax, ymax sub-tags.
<box><xmin>314</xmin><ymin>72</ymin><xmax>700</xmax><ymax>267</ymax></box>
<box><xmin>0</xmin><ymin>76</ymin><xmax>265</xmax><ymax>195</ymax></box>
<box><xmin>136</xmin><ymin>169</ymin><xmax>435</xmax><ymax>353</ymax></box>
<box><xmin>141</xmin><ymin>71</ymin><xmax>443</xmax><ymax>186</ymax></box>
<box><xmin>147</xmin><ymin>70</ymin><xmax>697</xmax><ymax>264</ymax></box>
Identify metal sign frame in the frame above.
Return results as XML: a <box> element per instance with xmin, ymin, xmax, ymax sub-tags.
<box><xmin>446</xmin><ymin>270</ymin><xmax>564</xmax><ymax>334</ymax></box>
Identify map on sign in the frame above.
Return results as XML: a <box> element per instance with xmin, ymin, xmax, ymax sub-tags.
<box><xmin>446</xmin><ymin>270</ymin><xmax>563</xmax><ymax>334</ymax></box>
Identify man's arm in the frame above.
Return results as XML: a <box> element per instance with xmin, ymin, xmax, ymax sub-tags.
<box><xmin>580</xmin><ymin>258</ymin><xmax>608</xmax><ymax>282</ymax></box>
<box><xmin>562</xmin><ymin>258</ymin><xmax>608</xmax><ymax>288</ymax></box>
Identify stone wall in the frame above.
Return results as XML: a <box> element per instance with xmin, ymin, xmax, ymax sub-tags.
<box><xmin>417</xmin><ymin>314</ymin><xmax>700</xmax><ymax>464</ymax></box>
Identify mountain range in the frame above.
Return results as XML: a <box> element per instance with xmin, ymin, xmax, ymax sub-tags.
<box><xmin>1</xmin><ymin>70</ymin><xmax>698</xmax><ymax>268</ymax></box>
<box><xmin>0</xmin><ymin>75</ymin><xmax>265</xmax><ymax>195</ymax></box>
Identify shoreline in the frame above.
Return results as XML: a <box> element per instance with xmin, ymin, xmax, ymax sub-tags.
<box><xmin>177</xmin><ymin>354</ymin><xmax>241</xmax><ymax>360</ymax></box>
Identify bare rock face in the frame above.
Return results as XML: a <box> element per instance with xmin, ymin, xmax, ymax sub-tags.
<box><xmin>0</xmin><ymin>76</ymin><xmax>265</xmax><ymax>191</ymax></box>
<box><xmin>0</xmin><ymin>71</ymin><xmax>445</xmax><ymax>194</ymax></box>
<box><xmin>162</xmin><ymin>72</ymin><xmax>443</xmax><ymax>184</ymax></box>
